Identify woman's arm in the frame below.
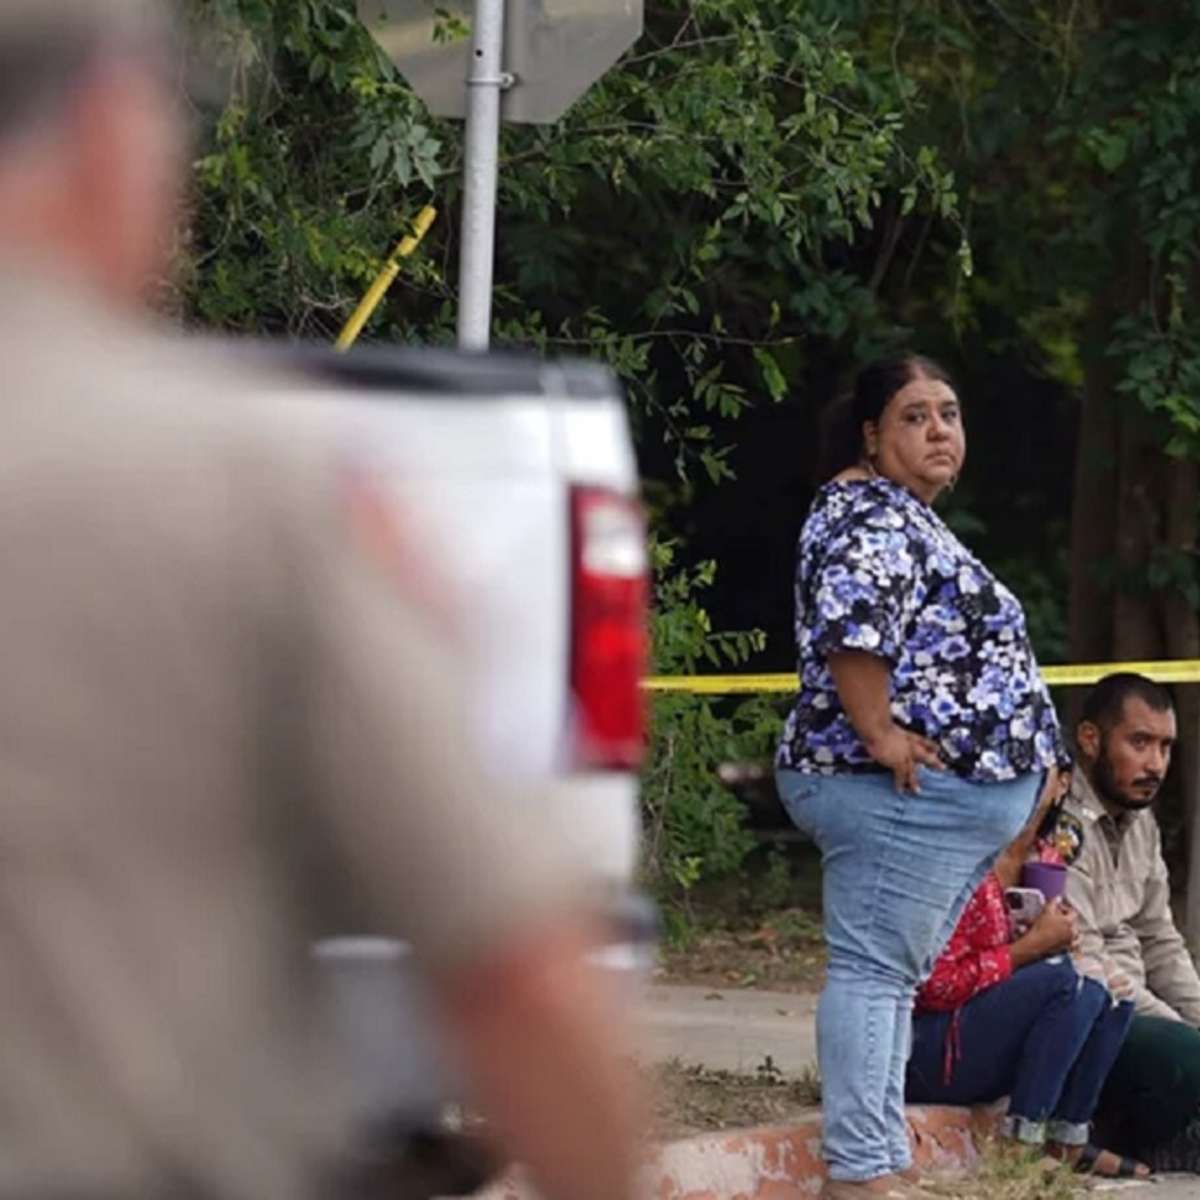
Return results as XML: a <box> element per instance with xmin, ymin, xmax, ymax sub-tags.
<box><xmin>992</xmin><ymin>772</ymin><xmax>1064</xmax><ymax>888</ymax></box>
<box><xmin>919</xmin><ymin>880</ymin><xmax>1013</xmax><ymax>1011</ymax></box>
<box><xmin>827</xmin><ymin>650</ymin><xmax>944</xmax><ymax>792</ymax></box>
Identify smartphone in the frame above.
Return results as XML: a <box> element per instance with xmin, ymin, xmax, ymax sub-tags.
<box><xmin>1004</xmin><ymin>886</ymin><xmax>1045</xmax><ymax>927</ymax></box>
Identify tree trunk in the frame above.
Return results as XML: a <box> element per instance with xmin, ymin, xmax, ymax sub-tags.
<box><xmin>1111</xmin><ymin>407</ymin><xmax>1164</xmax><ymax>659</ymax></box>
<box><xmin>1162</xmin><ymin>459</ymin><xmax>1200</xmax><ymax>950</ymax></box>
<box><xmin>1067</xmin><ymin>318</ymin><xmax>1121</xmax><ymax>732</ymax></box>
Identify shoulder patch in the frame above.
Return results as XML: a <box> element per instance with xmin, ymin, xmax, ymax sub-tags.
<box><xmin>1047</xmin><ymin>809</ymin><xmax>1086</xmax><ymax>865</ymax></box>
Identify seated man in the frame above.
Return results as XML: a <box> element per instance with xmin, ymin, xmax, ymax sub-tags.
<box><xmin>1063</xmin><ymin>672</ymin><xmax>1200</xmax><ymax>1170</ymax></box>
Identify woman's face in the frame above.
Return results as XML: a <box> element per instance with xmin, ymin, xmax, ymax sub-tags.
<box><xmin>863</xmin><ymin>375</ymin><xmax>965</xmax><ymax>504</ymax></box>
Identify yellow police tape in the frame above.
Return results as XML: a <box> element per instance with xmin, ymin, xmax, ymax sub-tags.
<box><xmin>335</xmin><ymin>206</ymin><xmax>438</xmax><ymax>353</ymax></box>
<box><xmin>643</xmin><ymin>659</ymin><xmax>1200</xmax><ymax>695</ymax></box>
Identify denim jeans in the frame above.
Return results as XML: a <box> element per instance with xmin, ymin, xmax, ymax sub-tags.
<box><xmin>906</xmin><ymin>959</ymin><xmax>1134</xmax><ymax>1145</ymax></box>
<box><xmin>776</xmin><ymin>765</ymin><xmax>1038</xmax><ymax>1182</ymax></box>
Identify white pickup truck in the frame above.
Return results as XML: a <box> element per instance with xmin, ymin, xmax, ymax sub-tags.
<box><xmin>272</xmin><ymin>346</ymin><xmax>652</xmax><ymax>1176</ymax></box>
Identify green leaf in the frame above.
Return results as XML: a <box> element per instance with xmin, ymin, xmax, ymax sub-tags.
<box><xmin>753</xmin><ymin>347</ymin><xmax>788</xmax><ymax>403</ymax></box>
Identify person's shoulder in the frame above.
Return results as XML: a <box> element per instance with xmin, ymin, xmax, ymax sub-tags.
<box><xmin>1062</xmin><ymin>783</ymin><xmax>1096</xmax><ymax>822</ymax></box>
<box><xmin>1060</xmin><ymin>784</ymin><xmax>1102</xmax><ymax>866</ymax></box>
<box><xmin>807</xmin><ymin>478</ymin><xmax>918</xmax><ymax>536</ymax></box>
<box><xmin>103</xmin><ymin>333</ymin><xmax>335</xmax><ymax>481</ymax></box>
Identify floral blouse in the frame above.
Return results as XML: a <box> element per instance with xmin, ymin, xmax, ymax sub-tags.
<box><xmin>775</xmin><ymin>478</ymin><xmax>1067</xmax><ymax>783</ymax></box>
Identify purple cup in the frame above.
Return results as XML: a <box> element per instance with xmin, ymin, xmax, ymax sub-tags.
<box><xmin>1020</xmin><ymin>860</ymin><xmax>1068</xmax><ymax>901</ymax></box>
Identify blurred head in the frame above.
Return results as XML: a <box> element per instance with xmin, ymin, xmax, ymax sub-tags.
<box><xmin>819</xmin><ymin>355</ymin><xmax>964</xmax><ymax>504</ymax></box>
<box><xmin>1077</xmin><ymin>673</ymin><xmax>1176</xmax><ymax>813</ymax></box>
<box><xmin>0</xmin><ymin>1</ymin><xmax>182</xmax><ymax>309</ymax></box>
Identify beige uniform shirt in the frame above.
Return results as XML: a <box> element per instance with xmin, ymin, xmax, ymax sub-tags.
<box><xmin>0</xmin><ymin>273</ymin><xmax>582</xmax><ymax>1199</ymax></box>
<box><xmin>1064</xmin><ymin>773</ymin><xmax>1200</xmax><ymax>1025</ymax></box>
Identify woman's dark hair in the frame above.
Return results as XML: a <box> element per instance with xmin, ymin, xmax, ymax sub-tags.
<box><xmin>816</xmin><ymin>354</ymin><xmax>955</xmax><ymax>480</ymax></box>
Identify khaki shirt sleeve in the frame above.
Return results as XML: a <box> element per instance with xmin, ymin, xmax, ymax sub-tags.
<box><xmin>289</xmin><ymin>449</ymin><xmax>586</xmax><ymax>966</ymax></box>
<box><xmin>1136</xmin><ymin>824</ymin><xmax>1200</xmax><ymax>1026</ymax></box>
<box><xmin>1066</xmin><ymin>834</ymin><xmax>1184</xmax><ymax>1021</ymax></box>
<box><xmin>1066</xmin><ymin>842</ymin><xmax>1124</xmax><ymax>990</ymax></box>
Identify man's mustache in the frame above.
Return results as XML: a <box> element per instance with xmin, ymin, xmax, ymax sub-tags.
<box><xmin>1133</xmin><ymin>776</ymin><xmax>1162</xmax><ymax>789</ymax></box>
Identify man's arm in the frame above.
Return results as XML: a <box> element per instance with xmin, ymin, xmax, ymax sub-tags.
<box><xmin>1065</xmin><ymin>835</ymin><xmax>1186</xmax><ymax>1022</ymax></box>
<box><xmin>1137</xmin><ymin>825</ymin><xmax>1200</xmax><ymax>1026</ymax></box>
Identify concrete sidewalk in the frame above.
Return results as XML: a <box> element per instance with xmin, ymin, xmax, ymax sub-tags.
<box><xmin>636</xmin><ymin>983</ymin><xmax>817</xmax><ymax>1076</ymax></box>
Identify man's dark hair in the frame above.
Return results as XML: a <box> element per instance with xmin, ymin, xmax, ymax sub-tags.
<box><xmin>817</xmin><ymin>354</ymin><xmax>956</xmax><ymax>480</ymax></box>
<box><xmin>1080</xmin><ymin>672</ymin><xmax>1173</xmax><ymax>733</ymax></box>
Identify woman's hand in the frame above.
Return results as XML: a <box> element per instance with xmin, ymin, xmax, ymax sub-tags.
<box><xmin>825</xmin><ymin>651</ymin><xmax>944</xmax><ymax>792</ymax></box>
<box><xmin>1011</xmin><ymin>899</ymin><xmax>1076</xmax><ymax>967</ymax></box>
<box><xmin>864</xmin><ymin>725</ymin><xmax>945</xmax><ymax>794</ymax></box>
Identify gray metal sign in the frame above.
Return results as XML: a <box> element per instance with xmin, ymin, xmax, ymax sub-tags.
<box><xmin>357</xmin><ymin>0</ymin><xmax>642</xmax><ymax>124</ymax></box>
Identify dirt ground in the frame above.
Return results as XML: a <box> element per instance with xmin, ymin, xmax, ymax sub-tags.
<box><xmin>654</xmin><ymin>906</ymin><xmax>827</xmax><ymax>994</ymax></box>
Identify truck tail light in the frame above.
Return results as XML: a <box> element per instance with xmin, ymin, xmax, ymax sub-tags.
<box><xmin>569</xmin><ymin>486</ymin><xmax>649</xmax><ymax>769</ymax></box>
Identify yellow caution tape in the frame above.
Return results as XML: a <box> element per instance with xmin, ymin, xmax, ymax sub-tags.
<box><xmin>644</xmin><ymin>659</ymin><xmax>1200</xmax><ymax>695</ymax></box>
<box><xmin>335</xmin><ymin>206</ymin><xmax>438</xmax><ymax>353</ymax></box>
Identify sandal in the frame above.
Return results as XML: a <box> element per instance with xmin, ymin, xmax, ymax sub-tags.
<box><xmin>1071</xmin><ymin>1143</ymin><xmax>1151</xmax><ymax>1178</ymax></box>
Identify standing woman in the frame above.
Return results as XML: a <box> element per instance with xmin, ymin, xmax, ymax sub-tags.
<box><xmin>775</xmin><ymin>356</ymin><xmax>1068</xmax><ymax>1199</ymax></box>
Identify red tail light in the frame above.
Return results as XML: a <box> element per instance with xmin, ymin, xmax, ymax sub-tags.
<box><xmin>569</xmin><ymin>486</ymin><xmax>649</xmax><ymax>769</ymax></box>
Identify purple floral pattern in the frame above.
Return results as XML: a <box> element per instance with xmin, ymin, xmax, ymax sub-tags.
<box><xmin>776</xmin><ymin>478</ymin><xmax>1067</xmax><ymax>783</ymax></box>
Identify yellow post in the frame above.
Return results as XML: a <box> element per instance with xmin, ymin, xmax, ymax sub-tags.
<box><xmin>335</xmin><ymin>205</ymin><xmax>438</xmax><ymax>352</ymax></box>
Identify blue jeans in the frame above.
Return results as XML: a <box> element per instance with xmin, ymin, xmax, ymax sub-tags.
<box><xmin>907</xmin><ymin>959</ymin><xmax>1134</xmax><ymax>1145</ymax></box>
<box><xmin>776</xmin><ymin>765</ymin><xmax>1038</xmax><ymax>1182</ymax></box>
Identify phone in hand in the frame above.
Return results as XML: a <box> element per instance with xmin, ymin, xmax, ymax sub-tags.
<box><xmin>1004</xmin><ymin>886</ymin><xmax>1046</xmax><ymax>937</ymax></box>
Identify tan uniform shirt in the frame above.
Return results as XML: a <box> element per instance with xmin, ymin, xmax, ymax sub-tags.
<box><xmin>1064</xmin><ymin>773</ymin><xmax>1200</xmax><ymax>1025</ymax></box>
<box><xmin>0</xmin><ymin>273</ymin><xmax>582</xmax><ymax>1199</ymax></box>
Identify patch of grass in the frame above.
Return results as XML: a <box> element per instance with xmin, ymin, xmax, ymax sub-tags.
<box><xmin>642</xmin><ymin>1057</ymin><xmax>822</xmax><ymax>1141</ymax></box>
<box><xmin>926</xmin><ymin>1139</ymin><xmax>1086</xmax><ymax>1200</ymax></box>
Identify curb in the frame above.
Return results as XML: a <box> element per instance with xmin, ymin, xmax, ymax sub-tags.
<box><xmin>478</xmin><ymin>1105</ymin><xmax>1004</xmax><ymax>1200</ymax></box>
<box><xmin>650</xmin><ymin>1105</ymin><xmax>1004</xmax><ymax>1199</ymax></box>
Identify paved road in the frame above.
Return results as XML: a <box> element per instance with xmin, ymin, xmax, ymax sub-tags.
<box><xmin>636</xmin><ymin>983</ymin><xmax>1196</xmax><ymax>1199</ymax></box>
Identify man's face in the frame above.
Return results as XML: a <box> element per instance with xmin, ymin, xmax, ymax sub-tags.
<box><xmin>1082</xmin><ymin>696</ymin><xmax>1177</xmax><ymax>812</ymax></box>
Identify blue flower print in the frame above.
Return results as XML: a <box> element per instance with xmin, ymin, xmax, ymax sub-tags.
<box><xmin>777</xmin><ymin>477</ymin><xmax>1067</xmax><ymax>783</ymax></box>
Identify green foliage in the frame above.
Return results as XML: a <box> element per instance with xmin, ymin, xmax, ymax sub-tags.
<box><xmin>182</xmin><ymin>0</ymin><xmax>964</xmax><ymax>476</ymax></box>
<box><xmin>184</xmin><ymin>0</ymin><xmax>447</xmax><ymax>337</ymax></box>
<box><xmin>640</xmin><ymin>538</ymin><xmax>780</xmax><ymax>908</ymax></box>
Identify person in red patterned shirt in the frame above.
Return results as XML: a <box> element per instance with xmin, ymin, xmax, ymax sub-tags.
<box><xmin>904</xmin><ymin>778</ymin><xmax>1146</xmax><ymax>1178</ymax></box>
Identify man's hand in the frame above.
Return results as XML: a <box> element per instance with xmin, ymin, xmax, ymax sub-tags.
<box><xmin>1012</xmin><ymin>899</ymin><xmax>1076</xmax><ymax>967</ymax></box>
<box><xmin>1106</xmin><ymin>970</ymin><xmax>1136</xmax><ymax>1001</ymax></box>
<box><xmin>864</xmin><ymin>725</ymin><xmax>945</xmax><ymax>794</ymax></box>
<box><xmin>438</xmin><ymin>920</ymin><xmax>644</xmax><ymax>1200</ymax></box>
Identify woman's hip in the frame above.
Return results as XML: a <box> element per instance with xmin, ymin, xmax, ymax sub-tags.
<box><xmin>775</xmin><ymin>765</ymin><xmax>1039</xmax><ymax>862</ymax></box>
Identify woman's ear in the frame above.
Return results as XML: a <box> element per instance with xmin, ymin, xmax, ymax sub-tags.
<box><xmin>862</xmin><ymin>420</ymin><xmax>878</xmax><ymax>459</ymax></box>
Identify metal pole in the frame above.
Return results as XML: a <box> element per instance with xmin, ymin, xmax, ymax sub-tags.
<box><xmin>456</xmin><ymin>0</ymin><xmax>507</xmax><ymax>350</ymax></box>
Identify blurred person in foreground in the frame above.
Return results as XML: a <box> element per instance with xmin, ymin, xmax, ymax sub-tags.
<box><xmin>0</xmin><ymin>4</ymin><xmax>643</xmax><ymax>1200</ymax></box>
<box><xmin>1063</xmin><ymin>674</ymin><xmax>1200</xmax><ymax>1172</ymax></box>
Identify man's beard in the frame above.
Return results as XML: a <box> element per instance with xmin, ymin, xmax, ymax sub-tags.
<box><xmin>1093</xmin><ymin>739</ymin><xmax>1160</xmax><ymax>812</ymax></box>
